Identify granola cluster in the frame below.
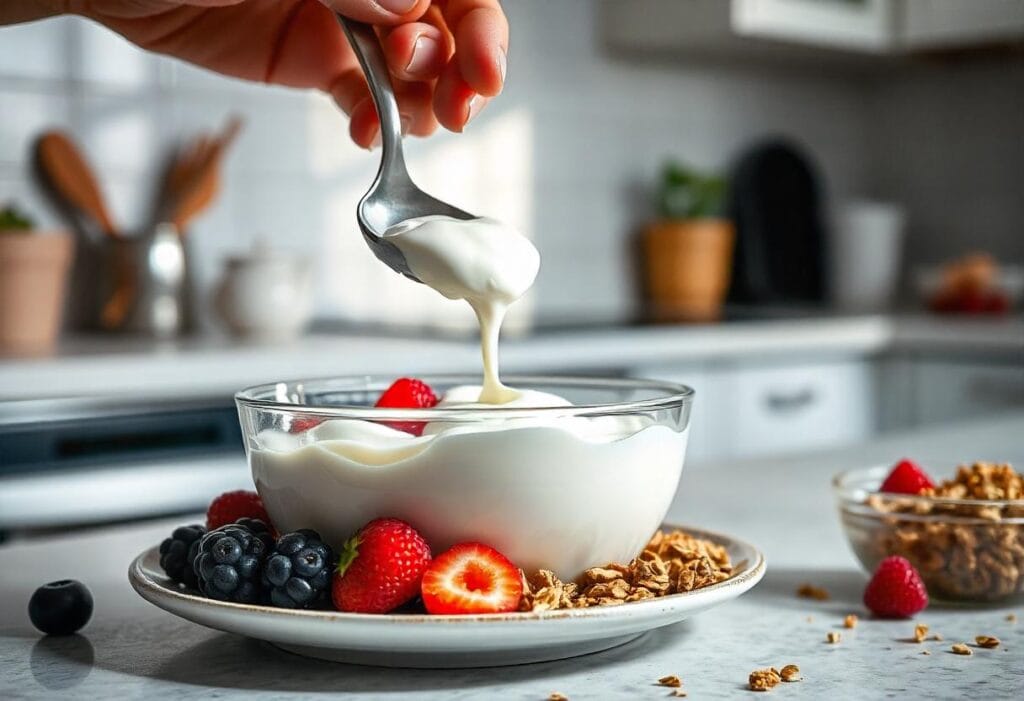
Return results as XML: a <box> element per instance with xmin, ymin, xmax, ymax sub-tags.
<box><xmin>519</xmin><ymin>529</ymin><xmax>733</xmax><ymax>611</ymax></box>
<box><xmin>863</xmin><ymin>462</ymin><xmax>1024</xmax><ymax>601</ymax></box>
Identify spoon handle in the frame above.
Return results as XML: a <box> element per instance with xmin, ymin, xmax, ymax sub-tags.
<box><xmin>336</xmin><ymin>15</ymin><xmax>407</xmax><ymax>173</ymax></box>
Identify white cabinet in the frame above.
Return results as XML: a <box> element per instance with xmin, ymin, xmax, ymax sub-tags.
<box><xmin>910</xmin><ymin>360</ymin><xmax>1024</xmax><ymax>425</ymax></box>
<box><xmin>636</xmin><ymin>357</ymin><xmax>873</xmax><ymax>462</ymax></box>
<box><xmin>602</xmin><ymin>0</ymin><xmax>1024</xmax><ymax>59</ymax></box>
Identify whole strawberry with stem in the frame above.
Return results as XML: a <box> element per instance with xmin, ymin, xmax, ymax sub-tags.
<box><xmin>332</xmin><ymin>518</ymin><xmax>432</xmax><ymax>614</ymax></box>
<box><xmin>864</xmin><ymin>555</ymin><xmax>929</xmax><ymax>618</ymax></box>
<box><xmin>374</xmin><ymin>378</ymin><xmax>438</xmax><ymax>436</ymax></box>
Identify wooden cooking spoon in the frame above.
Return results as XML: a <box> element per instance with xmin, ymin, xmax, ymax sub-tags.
<box><xmin>36</xmin><ymin>131</ymin><xmax>119</xmax><ymax>238</ymax></box>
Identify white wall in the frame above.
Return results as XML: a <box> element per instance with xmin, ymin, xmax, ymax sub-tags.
<box><xmin>7</xmin><ymin>3</ymin><xmax>1011</xmax><ymax>331</ymax></box>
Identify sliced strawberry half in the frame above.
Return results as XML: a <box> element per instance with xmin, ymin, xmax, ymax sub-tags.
<box><xmin>374</xmin><ymin>377</ymin><xmax>438</xmax><ymax>436</ymax></box>
<box><xmin>289</xmin><ymin>416</ymin><xmax>323</xmax><ymax>434</ymax></box>
<box><xmin>879</xmin><ymin>459</ymin><xmax>935</xmax><ymax>495</ymax></box>
<box><xmin>420</xmin><ymin>542</ymin><xmax>523</xmax><ymax>615</ymax></box>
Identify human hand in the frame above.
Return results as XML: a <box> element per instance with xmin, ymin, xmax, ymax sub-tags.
<box><xmin>62</xmin><ymin>0</ymin><xmax>509</xmax><ymax>148</ymax></box>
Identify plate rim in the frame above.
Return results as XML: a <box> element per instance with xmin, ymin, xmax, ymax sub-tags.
<box><xmin>129</xmin><ymin>523</ymin><xmax>766</xmax><ymax>625</ymax></box>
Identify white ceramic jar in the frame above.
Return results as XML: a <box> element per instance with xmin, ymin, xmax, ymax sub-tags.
<box><xmin>213</xmin><ymin>244</ymin><xmax>312</xmax><ymax>340</ymax></box>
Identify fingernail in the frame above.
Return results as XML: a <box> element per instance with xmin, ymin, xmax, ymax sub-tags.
<box><xmin>378</xmin><ymin>0</ymin><xmax>417</xmax><ymax>14</ymax></box>
<box><xmin>367</xmin><ymin>129</ymin><xmax>381</xmax><ymax>150</ymax></box>
<box><xmin>465</xmin><ymin>94</ymin><xmax>485</xmax><ymax>127</ymax></box>
<box><xmin>399</xmin><ymin>113</ymin><xmax>412</xmax><ymax>135</ymax></box>
<box><xmin>406</xmin><ymin>34</ymin><xmax>440</xmax><ymax>76</ymax></box>
<box><xmin>497</xmin><ymin>49</ymin><xmax>507</xmax><ymax>85</ymax></box>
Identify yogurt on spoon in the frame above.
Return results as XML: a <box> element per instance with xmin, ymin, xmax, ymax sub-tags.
<box><xmin>383</xmin><ymin>215</ymin><xmax>539</xmax><ymax>404</ymax></box>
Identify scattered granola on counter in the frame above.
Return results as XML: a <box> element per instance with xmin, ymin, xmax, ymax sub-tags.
<box><xmin>519</xmin><ymin>529</ymin><xmax>732</xmax><ymax>611</ymax></box>
<box><xmin>748</xmin><ymin>668</ymin><xmax>781</xmax><ymax>692</ymax></box>
<box><xmin>826</xmin><ymin>632</ymin><xmax>841</xmax><ymax>644</ymax></box>
<box><xmin>864</xmin><ymin>462</ymin><xmax>1024</xmax><ymax>601</ymax></box>
<box><xmin>932</xmin><ymin>633</ymin><xmax>944</xmax><ymax>642</ymax></box>
<box><xmin>796</xmin><ymin>583</ymin><xmax>830</xmax><ymax>601</ymax></box>
<box><xmin>913</xmin><ymin>624</ymin><xmax>929</xmax><ymax>643</ymax></box>
<box><xmin>975</xmin><ymin>635</ymin><xmax>1001</xmax><ymax>649</ymax></box>
<box><xmin>1007</xmin><ymin>613</ymin><xmax>1018</xmax><ymax>623</ymax></box>
<box><xmin>779</xmin><ymin>665</ymin><xmax>801</xmax><ymax>683</ymax></box>
<box><xmin>951</xmin><ymin>643</ymin><xmax>973</xmax><ymax>656</ymax></box>
<box><xmin>658</xmin><ymin>675</ymin><xmax>683</xmax><ymax>688</ymax></box>
<box><xmin>548</xmin><ymin>693</ymin><xmax>569</xmax><ymax>701</ymax></box>
<box><xmin>844</xmin><ymin>614</ymin><xmax>858</xmax><ymax>629</ymax></box>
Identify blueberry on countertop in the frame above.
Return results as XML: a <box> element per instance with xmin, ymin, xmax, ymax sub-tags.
<box><xmin>28</xmin><ymin>580</ymin><xmax>94</xmax><ymax>636</ymax></box>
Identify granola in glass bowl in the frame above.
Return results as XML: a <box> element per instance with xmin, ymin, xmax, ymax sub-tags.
<box><xmin>834</xmin><ymin>462</ymin><xmax>1024</xmax><ymax>603</ymax></box>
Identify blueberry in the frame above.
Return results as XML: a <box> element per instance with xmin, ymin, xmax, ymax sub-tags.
<box><xmin>28</xmin><ymin>580</ymin><xmax>93</xmax><ymax>636</ymax></box>
<box><xmin>193</xmin><ymin>523</ymin><xmax>270</xmax><ymax>603</ymax></box>
<box><xmin>261</xmin><ymin>529</ymin><xmax>336</xmax><ymax>609</ymax></box>
<box><xmin>158</xmin><ymin>524</ymin><xmax>205</xmax><ymax>589</ymax></box>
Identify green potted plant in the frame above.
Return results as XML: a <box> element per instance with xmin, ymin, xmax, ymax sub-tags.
<box><xmin>643</xmin><ymin>162</ymin><xmax>734</xmax><ymax>321</ymax></box>
<box><xmin>0</xmin><ymin>203</ymin><xmax>74</xmax><ymax>352</ymax></box>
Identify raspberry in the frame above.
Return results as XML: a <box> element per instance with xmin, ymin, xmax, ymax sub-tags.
<box><xmin>863</xmin><ymin>556</ymin><xmax>929</xmax><ymax>618</ymax></box>
<box><xmin>262</xmin><ymin>530</ymin><xmax>336</xmax><ymax>609</ymax></box>
<box><xmin>206</xmin><ymin>490</ymin><xmax>272</xmax><ymax>531</ymax></box>
<box><xmin>879</xmin><ymin>459</ymin><xmax>934</xmax><ymax>495</ymax></box>
<box><xmin>332</xmin><ymin>518</ymin><xmax>432</xmax><ymax>613</ymax></box>
<box><xmin>374</xmin><ymin>378</ymin><xmax>438</xmax><ymax>436</ymax></box>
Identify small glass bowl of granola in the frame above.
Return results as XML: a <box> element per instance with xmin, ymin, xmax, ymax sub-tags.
<box><xmin>834</xmin><ymin>462</ymin><xmax>1024</xmax><ymax>603</ymax></box>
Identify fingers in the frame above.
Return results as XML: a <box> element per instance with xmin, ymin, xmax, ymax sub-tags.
<box><xmin>381</xmin><ymin>21</ymin><xmax>449</xmax><ymax>81</ymax></box>
<box><xmin>348</xmin><ymin>81</ymin><xmax>439</xmax><ymax>148</ymax></box>
<box><xmin>321</xmin><ymin>0</ymin><xmax>432</xmax><ymax>25</ymax></box>
<box><xmin>432</xmin><ymin>57</ymin><xmax>488</xmax><ymax>133</ymax></box>
<box><xmin>440</xmin><ymin>0</ymin><xmax>508</xmax><ymax>97</ymax></box>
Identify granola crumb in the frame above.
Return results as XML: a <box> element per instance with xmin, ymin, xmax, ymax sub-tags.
<box><xmin>548</xmin><ymin>694</ymin><xmax>568</xmax><ymax>701</ymax></box>
<box><xmin>796</xmin><ymin>583</ymin><xmax>830</xmax><ymax>601</ymax></box>
<box><xmin>932</xmin><ymin>633</ymin><xmax>944</xmax><ymax>642</ymax></box>
<box><xmin>658</xmin><ymin>675</ymin><xmax>682</xmax><ymax>688</ymax></box>
<box><xmin>921</xmin><ymin>650</ymin><xmax>931</xmax><ymax>655</ymax></box>
<box><xmin>780</xmin><ymin>664</ymin><xmax>801</xmax><ymax>682</ymax></box>
<box><xmin>806</xmin><ymin>616</ymin><xmax>813</xmax><ymax>623</ymax></box>
<box><xmin>672</xmin><ymin>691</ymin><xmax>688</xmax><ymax>698</ymax></box>
<box><xmin>748</xmin><ymin>667</ymin><xmax>781</xmax><ymax>691</ymax></box>
<box><xmin>913</xmin><ymin>624</ymin><xmax>929</xmax><ymax>643</ymax></box>
<box><xmin>1007</xmin><ymin>613</ymin><xmax>1018</xmax><ymax>623</ymax></box>
<box><xmin>975</xmin><ymin>635</ymin><xmax>1000</xmax><ymax>649</ymax></box>
<box><xmin>951</xmin><ymin>643</ymin><xmax>972</xmax><ymax>656</ymax></box>
<box><xmin>826</xmin><ymin>631</ymin><xmax>841</xmax><ymax>644</ymax></box>
<box><xmin>844</xmin><ymin>614</ymin><xmax>858</xmax><ymax>629</ymax></box>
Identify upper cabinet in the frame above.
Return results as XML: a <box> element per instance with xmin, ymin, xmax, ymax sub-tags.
<box><xmin>601</xmin><ymin>0</ymin><xmax>1024</xmax><ymax>62</ymax></box>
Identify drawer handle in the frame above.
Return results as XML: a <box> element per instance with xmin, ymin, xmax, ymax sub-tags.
<box><xmin>765</xmin><ymin>388</ymin><xmax>816</xmax><ymax>412</ymax></box>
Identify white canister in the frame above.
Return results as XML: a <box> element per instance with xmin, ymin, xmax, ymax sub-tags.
<box><xmin>213</xmin><ymin>244</ymin><xmax>312</xmax><ymax>340</ymax></box>
<box><xmin>830</xmin><ymin>200</ymin><xmax>906</xmax><ymax>312</ymax></box>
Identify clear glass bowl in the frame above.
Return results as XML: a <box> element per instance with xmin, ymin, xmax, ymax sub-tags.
<box><xmin>236</xmin><ymin>375</ymin><xmax>694</xmax><ymax>579</ymax></box>
<box><xmin>834</xmin><ymin>465</ymin><xmax>1024</xmax><ymax>603</ymax></box>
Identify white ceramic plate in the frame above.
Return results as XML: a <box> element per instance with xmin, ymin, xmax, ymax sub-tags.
<box><xmin>129</xmin><ymin>524</ymin><xmax>765</xmax><ymax>668</ymax></box>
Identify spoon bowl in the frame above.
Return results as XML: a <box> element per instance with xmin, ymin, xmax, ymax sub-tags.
<box><xmin>336</xmin><ymin>15</ymin><xmax>477</xmax><ymax>282</ymax></box>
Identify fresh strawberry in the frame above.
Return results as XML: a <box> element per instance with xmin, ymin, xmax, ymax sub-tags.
<box><xmin>879</xmin><ymin>459</ymin><xmax>935</xmax><ymax>495</ymax></box>
<box><xmin>289</xmin><ymin>416</ymin><xmax>323</xmax><ymax>434</ymax></box>
<box><xmin>332</xmin><ymin>518</ymin><xmax>432</xmax><ymax>614</ymax></box>
<box><xmin>206</xmin><ymin>490</ymin><xmax>272</xmax><ymax>531</ymax></box>
<box><xmin>374</xmin><ymin>377</ymin><xmax>438</xmax><ymax>436</ymax></box>
<box><xmin>863</xmin><ymin>555</ymin><xmax>929</xmax><ymax>618</ymax></box>
<box><xmin>420</xmin><ymin>542</ymin><xmax>523</xmax><ymax>615</ymax></box>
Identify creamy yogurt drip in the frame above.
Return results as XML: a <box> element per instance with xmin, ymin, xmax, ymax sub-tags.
<box><xmin>383</xmin><ymin>215</ymin><xmax>539</xmax><ymax>404</ymax></box>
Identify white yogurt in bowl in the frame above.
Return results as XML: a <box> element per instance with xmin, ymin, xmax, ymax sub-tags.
<box><xmin>238</xmin><ymin>377</ymin><xmax>693</xmax><ymax>580</ymax></box>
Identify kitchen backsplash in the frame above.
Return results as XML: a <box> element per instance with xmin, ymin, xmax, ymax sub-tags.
<box><xmin>0</xmin><ymin>2</ymin><xmax>1019</xmax><ymax>331</ymax></box>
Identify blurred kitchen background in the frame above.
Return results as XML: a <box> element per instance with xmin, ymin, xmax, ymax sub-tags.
<box><xmin>1</xmin><ymin>0</ymin><xmax>1022</xmax><ymax>536</ymax></box>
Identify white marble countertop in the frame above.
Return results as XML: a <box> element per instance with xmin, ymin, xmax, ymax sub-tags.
<box><xmin>1</xmin><ymin>314</ymin><xmax>1020</xmax><ymax>402</ymax></box>
<box><xmin>2</xmin><ymin>414</ymin><xmax>1023</xmax><ymax>699</ymax></box>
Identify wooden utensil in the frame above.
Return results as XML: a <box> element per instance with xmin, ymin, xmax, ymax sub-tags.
<box><xmin>161</xmin><ymin>115</ymin><xmax>243</xmax><ymax>233</ymax></box>
<box><xmin>36</xmin><ymin>131</ymin><xmax>119</xmax><ymax>238</ymax></box>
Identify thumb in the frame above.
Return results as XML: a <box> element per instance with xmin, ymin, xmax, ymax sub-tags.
<box><xmin>320</xmin><ymin>0</ymin><xmax>432</xmax><ymax>25</ymax></box>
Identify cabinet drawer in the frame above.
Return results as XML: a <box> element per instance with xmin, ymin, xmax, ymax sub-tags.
<box><xmin>913</xmin><ymin>361</ymin><xmax>1024</xmax><ymax>425</ymax></box>
<box><xmin>721</xmin><ymin>360</ymin><xmax>872</xmax><ymax>457</ymax></box>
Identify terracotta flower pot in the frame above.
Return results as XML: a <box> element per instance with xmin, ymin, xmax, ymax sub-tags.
<box><xmin>0</xmin><ymin>230</ymin><xmax>74</xmax><ymax>352</ymax></box>
<box><xmin>643</xmin><ymin>218</ymin><xmax>735</xmax><ymax>321</ymax></box>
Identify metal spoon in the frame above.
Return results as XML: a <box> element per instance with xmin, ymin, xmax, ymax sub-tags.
<box><xmin>336</xmin><ymin>14</ymin><xmax>476</xmax><ymax>282</ymax></box>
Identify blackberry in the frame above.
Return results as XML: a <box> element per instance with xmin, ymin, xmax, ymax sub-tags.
<box><xmin>262</xmin><ymin>529</ymin><xmax>336</xmax><ymax>608</ymax></box>
<box><xmin>159</xmin><ymin>524</ymin><xmax>206</xmax><ymax>589</ymax></box>
<box><xmin>193</xmin><ymin>522</ymin><xmax>273</xmax><ymax>603</ymax></box>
